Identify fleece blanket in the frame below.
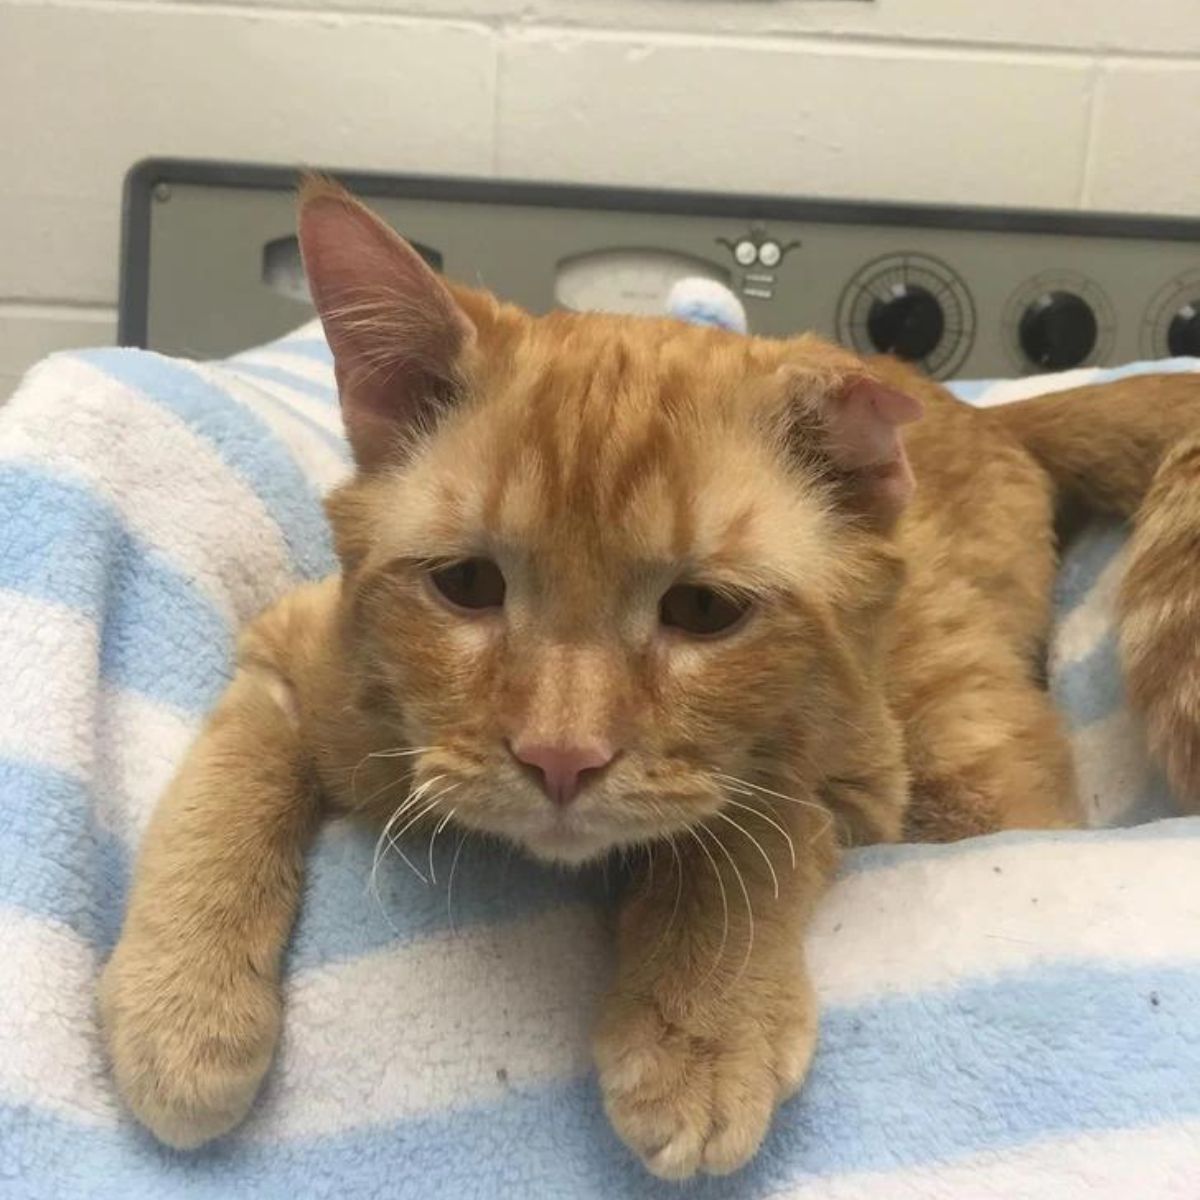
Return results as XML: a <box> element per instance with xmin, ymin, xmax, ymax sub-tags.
<box><xmin>1</xmin><ymin>327</ymin><xmax>1198</xmax><ymax>1199</ymax></box>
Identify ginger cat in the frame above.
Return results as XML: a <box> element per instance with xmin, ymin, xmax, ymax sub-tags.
<box><xmin>99</xmin><ymin>180</ymin><xmax>1200</xmax><ymax>1179</ymax></box>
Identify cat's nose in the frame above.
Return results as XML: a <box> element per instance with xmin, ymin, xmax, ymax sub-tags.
<box><xmin>509</xmin><ymin>739</ymin><xmax>616</xmax><ymax>807</ymax></box>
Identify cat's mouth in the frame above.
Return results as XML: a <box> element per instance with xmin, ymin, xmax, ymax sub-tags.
<box><xmin>501</xmin><ymin>798</ymin><xmax>707</xmax><ymax>866</ymax></box>
<box><xmin>522</xmin><ymin>822</ymin><xmax>615</xmax><ymax>865</ymax></box>
<box><xmin>421</xmin><ymin>758</ymin><xmax>719</xmax><ymax>867</ymax></box>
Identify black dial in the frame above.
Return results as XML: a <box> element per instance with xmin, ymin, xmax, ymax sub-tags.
<box><xmin>867</xmin><ymin>284</ymin><xmax>945</xmax><ymax>361</ymax></box>
<box><xmin>1019</xmin><ymin>291</ymin><xmax>1098</xmax><ymax>370</ymax></box>
<box><xmin>1168</xmin><ymin>302</ymin><xmax>1200</xmax><ymax>357</ymax></box>
<box><xmin>839</xmin><ymin>254</ymin><xmax>974</xmax><ymax>378</ymax></box>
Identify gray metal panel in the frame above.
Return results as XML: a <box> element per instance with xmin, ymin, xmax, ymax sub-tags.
<box><xmin>122</xmin><ymin>160</ymin><xmax>1200</xmax><ymax>379</ymax></box>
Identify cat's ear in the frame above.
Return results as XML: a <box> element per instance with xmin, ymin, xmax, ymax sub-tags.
<box><xmin>823</xmin><ymin>376</ymin><xmax>923</xmax><ymax>518</ymax></box>
<box><xmin>297</xmin><ymin>176</ymin><xmax>475</xmax><ymax>469</ymax></box>
<box><xmin>783</xmin><ymin>367</ymin><xmax>923</xmax><ymax>526</ymax></box>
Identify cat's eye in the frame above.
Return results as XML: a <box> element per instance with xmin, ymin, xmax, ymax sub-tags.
<box><xmin>659</xmin><ymin>584</ymin><xmax>750</xmax><ymax>638</ymax></box>
<box><xmin>428</xmin><ymin>557</ymin><xmax>506</xmax><ymax>612</ymax></box>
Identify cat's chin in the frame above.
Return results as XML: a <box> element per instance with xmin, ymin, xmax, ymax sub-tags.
<box><xmin>520</xmin><ymin>828</ymin><xmax>615</xmax><ymax>867</ymax></box>
<box><xmin>471</xmin><ymin>803</ymin><xmax>698</xmax><ymax>868</ymax></box>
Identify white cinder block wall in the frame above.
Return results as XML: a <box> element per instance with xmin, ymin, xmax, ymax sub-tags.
<box><xmin>3</xmin><ymin>0</ymin><xmax>1200</xmax><ymax>392</ymax></box>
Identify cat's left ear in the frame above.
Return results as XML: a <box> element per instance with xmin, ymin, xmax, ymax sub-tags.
<box><xmin>785</xmin><ymin>370</ymin><xmax>923</xmax><ymax>526</ymax></box>
<box><xmin>297</xmin><ymin>176</ymin><xmax>476</xmax><ymax>470</ymax></box>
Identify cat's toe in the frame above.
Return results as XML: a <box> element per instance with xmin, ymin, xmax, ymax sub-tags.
<box><xmin>124</xmin><ymin>1073</ymin><xmax>262</xmax><ymax>1151</ymax></box>
<box><xmin>596</xmin><ymin>990</ymin><xmax>814</xmax><ymax>1180</ymax></box>
<box><xmin>697</xmin><ymin>1050</ymin><xmax>787</xmax><ymax>1176</ymax></box>
<box><xmin>98</xmin><ymin>945</ymin><xmax>280</xmax><ymax>1149</ymax></box>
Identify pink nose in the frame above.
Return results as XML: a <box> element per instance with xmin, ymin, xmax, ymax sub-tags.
<box><xmin>510</xmin><ymin>740</ymin><xmax>616</xmax><ymax>807</ymax></box>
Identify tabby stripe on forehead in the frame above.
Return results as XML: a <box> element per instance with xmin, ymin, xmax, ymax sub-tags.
<box><xmin>528</xmin><ymin>367</ymin><xmax>566</xmax><ymax>509</ymax></box>
<box><xmin>480</xmin><ymin>393</ymin><xmax>533</xmax><ymax>535</ymax></box>
<box><xmin>562</xmin><ymin>359</ymin><xmax>610</xmax><ymax>513</ymax></box>
<box><xmin>604</xmin><ymin>417</ymin><xmax>670</xmax><ymax>522</ymax></box>
<box><xmin>482</xmin><ymin>367</ymin><xmax>569</xmax><ymax>533</ymax></box>
<box><xmin>716</xmin><ymin>506</ymin><xmax>756</xmax><ymax>562</ymax></box>
<box><xmin>599</xmin><ymin>412</ymin><xmax>694</xmax><ymax>556</ymax></box>
<box><xmin>432</xmin><ymin>481</ymin><xmax>467</xmax><ymax>543</ymax></box>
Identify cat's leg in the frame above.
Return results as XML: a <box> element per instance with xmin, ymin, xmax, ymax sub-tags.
<box><xmin>595</xmin><ymin>806</ymin><xmax>834</xmax><ymax>1180</ymax></box>
<box><xmin>901</xmin><ymin>670</ymin><xmax>1079</xmax><ymax>841</ymax></box>
<box><xmin>98</xmin><ymin>658</ymin><xmax>320</xmax><ymax>1148</ymax></box>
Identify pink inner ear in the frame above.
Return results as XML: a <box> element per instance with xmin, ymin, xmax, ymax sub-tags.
<box><xmin>826</xmin><ymin>378</ymin><xmax>924</xmax><ymax>516</ymax></box>
<box><xmin>297</xmin><ymin>182</ymin><xmax>474</xmax><ymax>469</ymax></box>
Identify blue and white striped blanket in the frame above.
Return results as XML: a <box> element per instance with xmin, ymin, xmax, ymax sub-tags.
<box><xmin>2</xmin><ymin>328</ymin><xmax>1198</xmax><ymax>1198</ymax></box>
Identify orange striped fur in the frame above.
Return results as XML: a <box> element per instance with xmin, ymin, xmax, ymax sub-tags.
<box><xmin>100</xmin><ymin>183</ymin><xmax>1200</xmax><ymax>1179</ymax></box>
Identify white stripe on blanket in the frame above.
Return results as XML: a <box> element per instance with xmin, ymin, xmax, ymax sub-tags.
<box><xmin>0</xmin><ymin>591</ymin><xmax>100</xmax><ymax>771</ymax></box>
<box><xmin>5</xmin><ymin>826</ymin><xmax>1197</xmax><ymax>1143</ymax></box>
<box><xmin>5</xmin><ymin>358</ymin><xmax>298</xmax><ymax>624</ymax></box>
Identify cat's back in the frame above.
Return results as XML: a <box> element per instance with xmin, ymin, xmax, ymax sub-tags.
<box><xmin>870</xmin><ymin>358</ymin><xmax>1056</xmax><ymax>581</ymax></box>
<box><xmin>873</xmin><ymin>359</ymin><xmax>1060</xmax><ymax>729</ymax></box>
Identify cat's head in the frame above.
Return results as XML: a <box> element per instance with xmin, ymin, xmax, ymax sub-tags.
<box><xmin>300</xmin><ymin>180</ymin><xmax>920</xmax><ymax>864</ymax></box>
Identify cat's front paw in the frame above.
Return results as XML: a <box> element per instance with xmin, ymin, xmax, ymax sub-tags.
<box><xmin>594</xmin><ymin>973</ymin><xmax>817</xmax><ymax>1180</ymax></box>
<box><xmin>98</xmin><ymin>938</ymin><xmax>282</xmax><ymax>1149</ymax></box>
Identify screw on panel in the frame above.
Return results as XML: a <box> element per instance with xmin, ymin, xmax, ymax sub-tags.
<box><xmin>153</xmin><ymin>183</ymin><xmax>172</xmax><ymax>203</ymax></box>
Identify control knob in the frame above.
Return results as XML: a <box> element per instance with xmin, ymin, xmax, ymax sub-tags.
<box><xmin>866</xmin><ymin>284</ymin><xmax>945</xmax><ymax>362</ymax></box>
<box><xmin>1019</xmin><ymin>291</ymin><xmax>1097</xmax><ymax>370</ymax></box>
<box><xmin>1168</xmin><ymin>300</ymin><xmax>1200</xmax><ymax>357</ymax></box>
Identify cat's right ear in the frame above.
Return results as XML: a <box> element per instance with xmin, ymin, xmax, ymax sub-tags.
<box><xmin>777</xmin><ymin>353</ymin><xmax>923</xmax><ymax>530</ymax></box>
<box><xmin>297</xmin><ymin>176</ymin><xmax>476</xmax><ymax>470</ymax></box>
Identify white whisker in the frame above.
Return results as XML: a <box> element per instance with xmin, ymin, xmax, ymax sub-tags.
<box><xmin>446</xmin><ymin>830</ymin><xmax>468</xmax><ymax>935</ymax></box>
<box><xmin>638</xmin><ymin>835</ymin><xmax>685</xmax><ymax>971</ymax></box>
<box><xmin>700</xmin><ymin>823</ymin><xmax>755</xmax><ymax>983</ymax></box>
<box><xmin>393</xmin><ymin>773</ymin><xmax>447</xmax><ymax>821</ymax></box>
<box><xmin>687</xmin><ymin>826</ymin><xmax>729</xmax><ymax>987</ymax></box>
<box><xmin>715</xmin><ymin>772</ymin><xmax>834</xmax><ymax>840</ymax></box>
<box><xmin>720</xmin><ymin>795</ymin><xmax>796</xmax><ymax>871</ymax></box>
<box><xmin>428</xmin><ymin>807</ymin><xmax>456</xmax><ymax>885</ymax></box>
<box><xmin>714</xmin><ymin>809</ymin><xmax>780</xmax><ymax>899</ymax></box>
<box><xmin>369</xmin><ymin>789</ymin><xmax>427</xmax><ymax>916</ymax></box>
<box><xmin>368</xmin><ymin>773</ymin><xmax>448</xmax><ymax>899</ymax></box>
<box><xmin>358</xmin><ymin>769</ymin><xmax>416</xmax><ymax>813</ymax></box>
<box><xmin>389</xmin><ymin>784</ymin><xmax>458</xmax><ymax>850</ymax></box>
<box><xmin>668</xmin><ymin>837</ymin><xmax>684</xmax><ymax>934</ymax></box>
<box><xmin>349</xmin><ymin>744</ymin><xmax>431</xmax><ymax>805</ymax></box>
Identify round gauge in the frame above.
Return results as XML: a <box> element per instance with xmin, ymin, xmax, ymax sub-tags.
<box><xmin>1004</xmin><ymin>272</ymin><xmax>1114</xmax><ymax>373</ymax></box>
<box><xmin>733</xmin><ymin>240</ymin><xmax>758</xmax><ymax>267</ymax></box>
<box><xmin>757</xmin><ymin>240</ymin><xmax>783</xmax><ymax>268</ymax></box>
<box><xmin>555</xmin><ymin>250</ymin><xmax>729</xmax><ymax>317</ymax></box>
<box><xmin>836</xmin><ymin>253</ymin><xmax>975</xmax><ymax>379</ymax></box>
<box><xmin>1142</xmin><ymin>271</ymin><xmax>1200</xmax><ymax>359</ymax></box>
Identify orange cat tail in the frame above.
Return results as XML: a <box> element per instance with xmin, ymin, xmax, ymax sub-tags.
<box><xmin>994</xmin><ymin>373</ymin><xmax>1200</xmax><ymax>811</ymax></box>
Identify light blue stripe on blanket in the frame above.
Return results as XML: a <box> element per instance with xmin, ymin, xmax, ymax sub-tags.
<box><xmin>1053</xmin><ymin>521</ymin><xmax>1127</xmax><ymax>619</ymax></box>
<box><xmin>219</xmin><ymin>368</ymin><xmax>345</xmax><ymax>460</ymax></box>
<box><xmin>944</xmin><ymin>379</ymin><xmax>994</xmax><ymax>404</ymax></box>
<box><xmin>73</xmin><ymin>349</ymin><xmax>335</xmax><ymax>584</ymax></box>
<box><xmin>226</xmin><ymin>361</ymin><xmax>338</xmax><ymax>408</ymax></box>
<box><xmin>1053</xmin><ymin>631</ymin><xmax>1125</xmax><ymax>727</ymax></box>
<box><xmin>1091</xmin><ymin>356</ymin><xmax>1200</xmax><ymax>380</ymax></box>
<box><xmin>12</xmin><ymin>776</ymin><xmax>1198</xmax><ymax>976</ymax></box>
<box><xmin>291</xmin><ymin>817</ymin><xmax>1200</xmax><ymax>971</ymax></box>
<box><xmin>287</xmin><ymin>825</ymin><xmax>611</xmax><ymax>972</ymax></box>
<box><xmin>264</xmin><ymin>336</ymin><xmax>335</xmax><ymax>364</ymax></box>
<box><xmin>0</xmin><ymin>464</ymin><xmax>232</xmax><ymax>713</ymax></box>
<box><xmin>0</xmin><ymin>758</ymin><xmax>128</xmax><ymax>948</ymax></box>
<box><xmin>842</xmin><ymin>813</ymin><xmax>1200</xmax><ymax>873</ymax></box>
<box><xmin>4</xmin><ymin>962</ymin><xmax>1198</xmax><ymax>1200</ymax></box>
